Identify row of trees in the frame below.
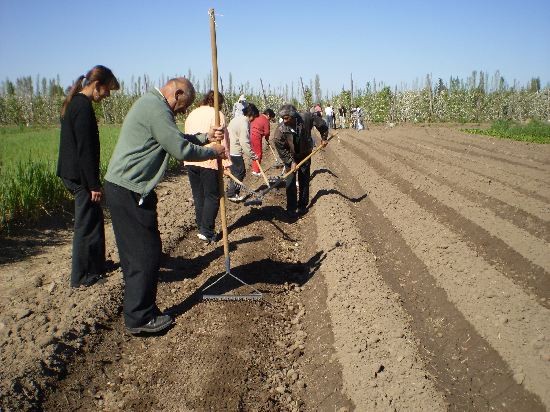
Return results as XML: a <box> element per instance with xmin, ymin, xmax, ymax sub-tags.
<box><xmin>0</xmin><ymin>71</ymin><xmax>548</xmax><ymax>126</ymax></box>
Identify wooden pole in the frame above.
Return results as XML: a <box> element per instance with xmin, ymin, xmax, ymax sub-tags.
<box><xmin>299</xmin><ymin>77</ymin><xmax>306</xmax><ymax>102</ymax></box>
<box><xmin>350</xmin><ymin>73</ymin><xmax>354</xmax><ymax>108</ymax></box>
<box><xmin>208</xmin><ymin>8</ymin><xmax>230</xmax><ymax>270</ymax></box>
<box><xmin>260</xmin><ymin>78</ymin><xmax>268</xmax><ymax>107</ymax></box>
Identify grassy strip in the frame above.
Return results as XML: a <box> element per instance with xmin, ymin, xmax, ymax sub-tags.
<box><xmin>0</xmin><ymin>125</ymin><xmax>180</xmax><ymax>231</ymax></box>
<box><xmin>463</xmin><ymin>120</ymin><xmax>550</xmax><ymax>144</ymax></box>
<box><xmin>0</xmin><ymin>126</ymin><xmax>119</xmax><ymax>230</ymax></box>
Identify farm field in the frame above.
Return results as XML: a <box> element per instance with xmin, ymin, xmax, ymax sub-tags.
<box><xmin>0</xmin><ymin>124</ymin><xmax>549</xmax><ymax>411</ymax></box>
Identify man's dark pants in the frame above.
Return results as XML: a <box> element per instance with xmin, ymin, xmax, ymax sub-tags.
<box><xmin>226</xmin><ymin>155</ymin><xmax>245</xmax><ymax>197</ymax></box>
<box><xmin>104</xmin><ymin>181</ymin><xmax>160</xmax><ymax>328</ymax></box>
<box><xmin>285</xmin><ymin>159</ymin><xmax>311</xmax><ymax>212</ymax></box>
<box><xmin>187</xmin><ymin>165</ymin><xmax>220</xmax><ymax>239</ymax></box>
<box><xmin>62</xmin><ymin>178</ymin><xmax>105</xmax><ymax>287</ymax></box>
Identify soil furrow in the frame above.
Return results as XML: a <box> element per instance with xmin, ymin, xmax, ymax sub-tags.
<box><xmin>379</xmin><ymin>128</ymin><xmax>550</xmax><ymax>199</ymax></box>
<box><xmin>418</xmin><ymin>128</ymin><xmax>550</xmax><ymax>177</ymax></box>
<box><xmin>324</xmin><ymin>145</ymin><xmax>545</xmax><ymax>411</ymax></box>
<box><xmin>369</xmin><ymin>133</ymin><xmax>550</xmax><ymax>219</ymax></box>
<box><xmin>346</xmin><ymin>136</ymin><xmax>550</xmax><ymax>306</ymax></box>
<box><xmin>412</xmin><ymin>140</ymin><xmax>550</xmax><ymax>200</ymax></box>
<box><xmin>364</xmin><ymin>135</ymin><xmax>550</xmax><ymax>243</ymax></box>
<box><xmin>435</xmin><ymin>128</ymin><xmax>550</xmax><ymax>167</ymax></box>
<box><xmin>308</xmin><ymin>153</ymin><xmax>447</xmax><ymax>411</ymax></box>
<box><xmin>335</xmin><ymin>133</ymin><xmax>550</xmax><ymax>408</ymax></box>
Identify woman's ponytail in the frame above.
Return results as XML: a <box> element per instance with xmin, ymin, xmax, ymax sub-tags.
<box><xmin>61</xmin><ymin>75</ymin><xmax>85</xmax><ymax>117</ymax></box>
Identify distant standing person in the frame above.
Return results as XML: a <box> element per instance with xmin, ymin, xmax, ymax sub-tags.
<box><xmin>57</xmin><ymin>65</ymin><xmax>120</xmax><ymax>288</ymax></box>
<box><xmin>226</xmin><ymin>104</ymin><xmax>259</xmax><ymax>202</ymax></box>
<box><xmin>104</xmin><ymin>78</ymin><xmax>226</xmax><ymax>335</ymax></box>
<box><xmin>184</xmin><ymin>90</ymin><xmax>232</xmax><ymax>243</ymax></box>
<box><xmin>324</xmin><ymin>104</ymin><xmax>334</xmax><ymax>129</ymax></box>
<box><xmin>273</xmin><ymin>104</ymin><xmax>329</xmax><ymax>218</ymax></box>
<box><xmin>232</xmin><ymin>94</ymin><xmax>248</xmax><ymax>118</ymax></box>
<box><xmin>250</xmin><ymin>108</ymin><xmax>275</xmax><ymax>177</ymax></box>
<box><xmin>338</xmin><ymin>106</ymin><xmax>347</xmax><ymax>128</ymax></box>
<box><xmin>314</xmin><ymin>103</ymin><xmax>322</xmax><ymax>117</ymax></box>
<box><xmin>356</xmin><ymin>107</ymin><xmax>365</xmax><ymax>130</ymax></box>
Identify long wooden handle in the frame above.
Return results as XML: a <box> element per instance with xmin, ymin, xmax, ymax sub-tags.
<box><xmin>282</xmin><ymin>133</ymin><xmax>336</xmax><ymax>179</ymax></box>
<box><xmin>267</xmin><ymin>142</ymin><xmax>282</xmax><ymax>164</ymax></box>
<box><xmin>209</xmin><ymin>8</ymin><xmax>230</xmax><ymax>269</ymax></box>
<box><xmin>225</xmin><ymin>170</ymin><xmax>245</xmax><ymax>187</ymax></box>
<box><xmin>255</xmin><ymin>160</ymin><xmax>270</xmax><ymax>187</ymax></box>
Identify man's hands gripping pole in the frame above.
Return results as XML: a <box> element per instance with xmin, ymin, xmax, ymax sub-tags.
<box><xmin>207</xmin><ymin>126</ymin><xmax>227</xmax><ymax>159</ymax></box>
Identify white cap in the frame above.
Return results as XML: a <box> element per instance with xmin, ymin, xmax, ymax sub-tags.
<box><xmin>238</xmin><ymin>94</ymin><xmax>246</xmax><ymax>102</ymax></box>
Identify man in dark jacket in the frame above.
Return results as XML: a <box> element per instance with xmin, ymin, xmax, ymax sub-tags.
<box><xmin>273</xmin><ymin>104</ymin><xmax>328</xmax><ymax>218</ymax></box>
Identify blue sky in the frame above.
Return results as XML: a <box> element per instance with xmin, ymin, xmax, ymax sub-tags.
<box><xmin>1</xmin><ymin>0</ymin><xmax>549</xmax><ymax>95</ymax></box>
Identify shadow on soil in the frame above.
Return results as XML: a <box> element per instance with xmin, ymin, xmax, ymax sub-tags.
<box><xmin>164</xmin><ymin>249</ymin><xmax>329</xmax><ymax>320</ymax></box>
<box><xmin>0</xmin><ymin>212</ymin><xmax>73</xmax><ymax>264</ymax></box>
<box><xmin>311</xmin><ymin>167</ymin><xmax>339</xmax><ymax>181</ymax></box>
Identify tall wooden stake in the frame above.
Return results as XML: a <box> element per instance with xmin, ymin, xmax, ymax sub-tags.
<box><xmin>260</xmin><ymin>78</ymin><xmax>268</xmax><ymax>107</ymax></box>
<box><xmin>350</xmin><ymin>73</ymin><xmax>354</xmax><ymax>108</ymax></box>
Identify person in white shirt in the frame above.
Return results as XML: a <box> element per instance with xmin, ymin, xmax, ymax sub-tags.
<box><xmin>226</xmin><ymin>103</ymin><xmax>259</xmax><ymax>201</ymax></box>
<box><xmin>324</xmin><ymin>105</ymin><xmax>334</xmax><ymax>129</ymax></box>
<box><xmin>232</xmin><ymin>94</ymin><xmax>248</xmax><ymax>118</ymax></box>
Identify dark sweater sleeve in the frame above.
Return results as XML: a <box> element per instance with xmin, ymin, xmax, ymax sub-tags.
<box><xmin>73</xmin><ymin>99</ymin><xmax>101</xmax><ymax>190</ymax></box>
<box><xmin>273</xmin><ymin>127</ymin><xmax>293</xmax><ymax>165</ymax></box>
<box><xmin>312</xmin><ymin>115</ymin><xmax>329</xmax><ymax>139</ymax></box>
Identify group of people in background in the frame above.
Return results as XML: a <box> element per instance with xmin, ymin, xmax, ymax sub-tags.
<box><xmin>57</xmin><ymin>65</ymin><xmax>329</xmax><ymax>336</ymax></box>
<box><xmin>310</xmin><ymin>102</ymin><xmax>365</xmax><ymax>130</ymax></box>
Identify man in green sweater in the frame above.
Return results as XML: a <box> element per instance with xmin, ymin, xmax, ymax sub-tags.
<box><xmin>104</xmin><ymin>78</ymin><xmax>225</xmax><ymax>335</ymax></box>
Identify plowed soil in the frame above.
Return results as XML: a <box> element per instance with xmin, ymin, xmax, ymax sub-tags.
<box><xmin>1</xmin><ymin>124</ymin><xmax>549</xmax><ymax>411</ymax></box>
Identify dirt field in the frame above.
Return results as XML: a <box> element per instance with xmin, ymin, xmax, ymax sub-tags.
<box><xmin>1</xmin><ymin>124</ymin><xmax>549</xmax><ymax>411</ymax></box>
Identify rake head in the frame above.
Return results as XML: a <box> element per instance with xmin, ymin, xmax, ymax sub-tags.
<box><xmin>201</xmin><ymin>270</ymin><xmax>263</xmax><ymax>301</ymax></box>
<box><xmin>244</xmin><ymin>198</ymin><xmax>263</xmax><ymax>206</ymax></box>
<box><xmin>268</xmin><ymin>176</ymin><xmax>285</xmax><ymax>186</ymax></box>
<box><xmin>202</xmin><ymin>293</ymin><xmax>262</xmax><ymax>301</ymax></box>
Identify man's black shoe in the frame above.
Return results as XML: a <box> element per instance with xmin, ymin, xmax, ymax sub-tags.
<box><xmin>126</xmin><ymin>315</ymin><xmax>173</xmax><ymax>335</ymax></box>
<box><xmin>286</xmin><ymin>209</ymin><xmax>299</xmax><ymax>219</ymax></box>
<box><xmin>72</xmin><ymin>274</ymin><xmax>106</xmax><ymax>288</ymax></box>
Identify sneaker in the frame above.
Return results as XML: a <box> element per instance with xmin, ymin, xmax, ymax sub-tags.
<box><xmin>198</xmin><ymin>232</ymin><xmax>219</xmax><ymax>243</ymax></box>
<box><xmin>126</xmin><ymin>314</ymin><xmax>173</xmax><ymax>335</ymax></box>
<box><xmin>297</xmin><ymin>207</ymin><xmax>307</xmax><ymax>215</ymax></box>
<box><xmin>251</xmin><ymin>171</ymin><xmax>262</xmax><ymax>177</ymax></box>
<box><xmin>227</xmin><ymin>194</ymin><xmax>245</xmax><ymax>202</ymax></box>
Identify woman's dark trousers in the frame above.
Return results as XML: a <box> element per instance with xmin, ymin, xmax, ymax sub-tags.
<box><xmin>62</xmin><ymin>178</ymin><xmax>105</xmax><ymax>287</ymax></box>
<box><xmin>187</xmin><ymin>165</ymin><xmax>220</xmax><ymax>239</ymax></box>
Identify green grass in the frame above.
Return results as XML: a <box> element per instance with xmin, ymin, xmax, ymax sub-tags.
<box><xmin>463</xmin><ymin>120</ymin><xmax>550</xmax><ymax>144</ymax></box>
<box><xmin>0</xmin><ymin>124</ymin><xmax>184</xmax><ymax>230</ymax></box>
<box><xmin>0</xmin><ymin>125</ymin><xmax>121</xmax><ymax>230</ymax></box>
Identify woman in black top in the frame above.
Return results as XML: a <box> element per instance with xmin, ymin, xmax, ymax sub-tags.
<box><xmin>57</xmin><ymin>65</ymin><xmax>119</xmax><ymax>288</ymax></box>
